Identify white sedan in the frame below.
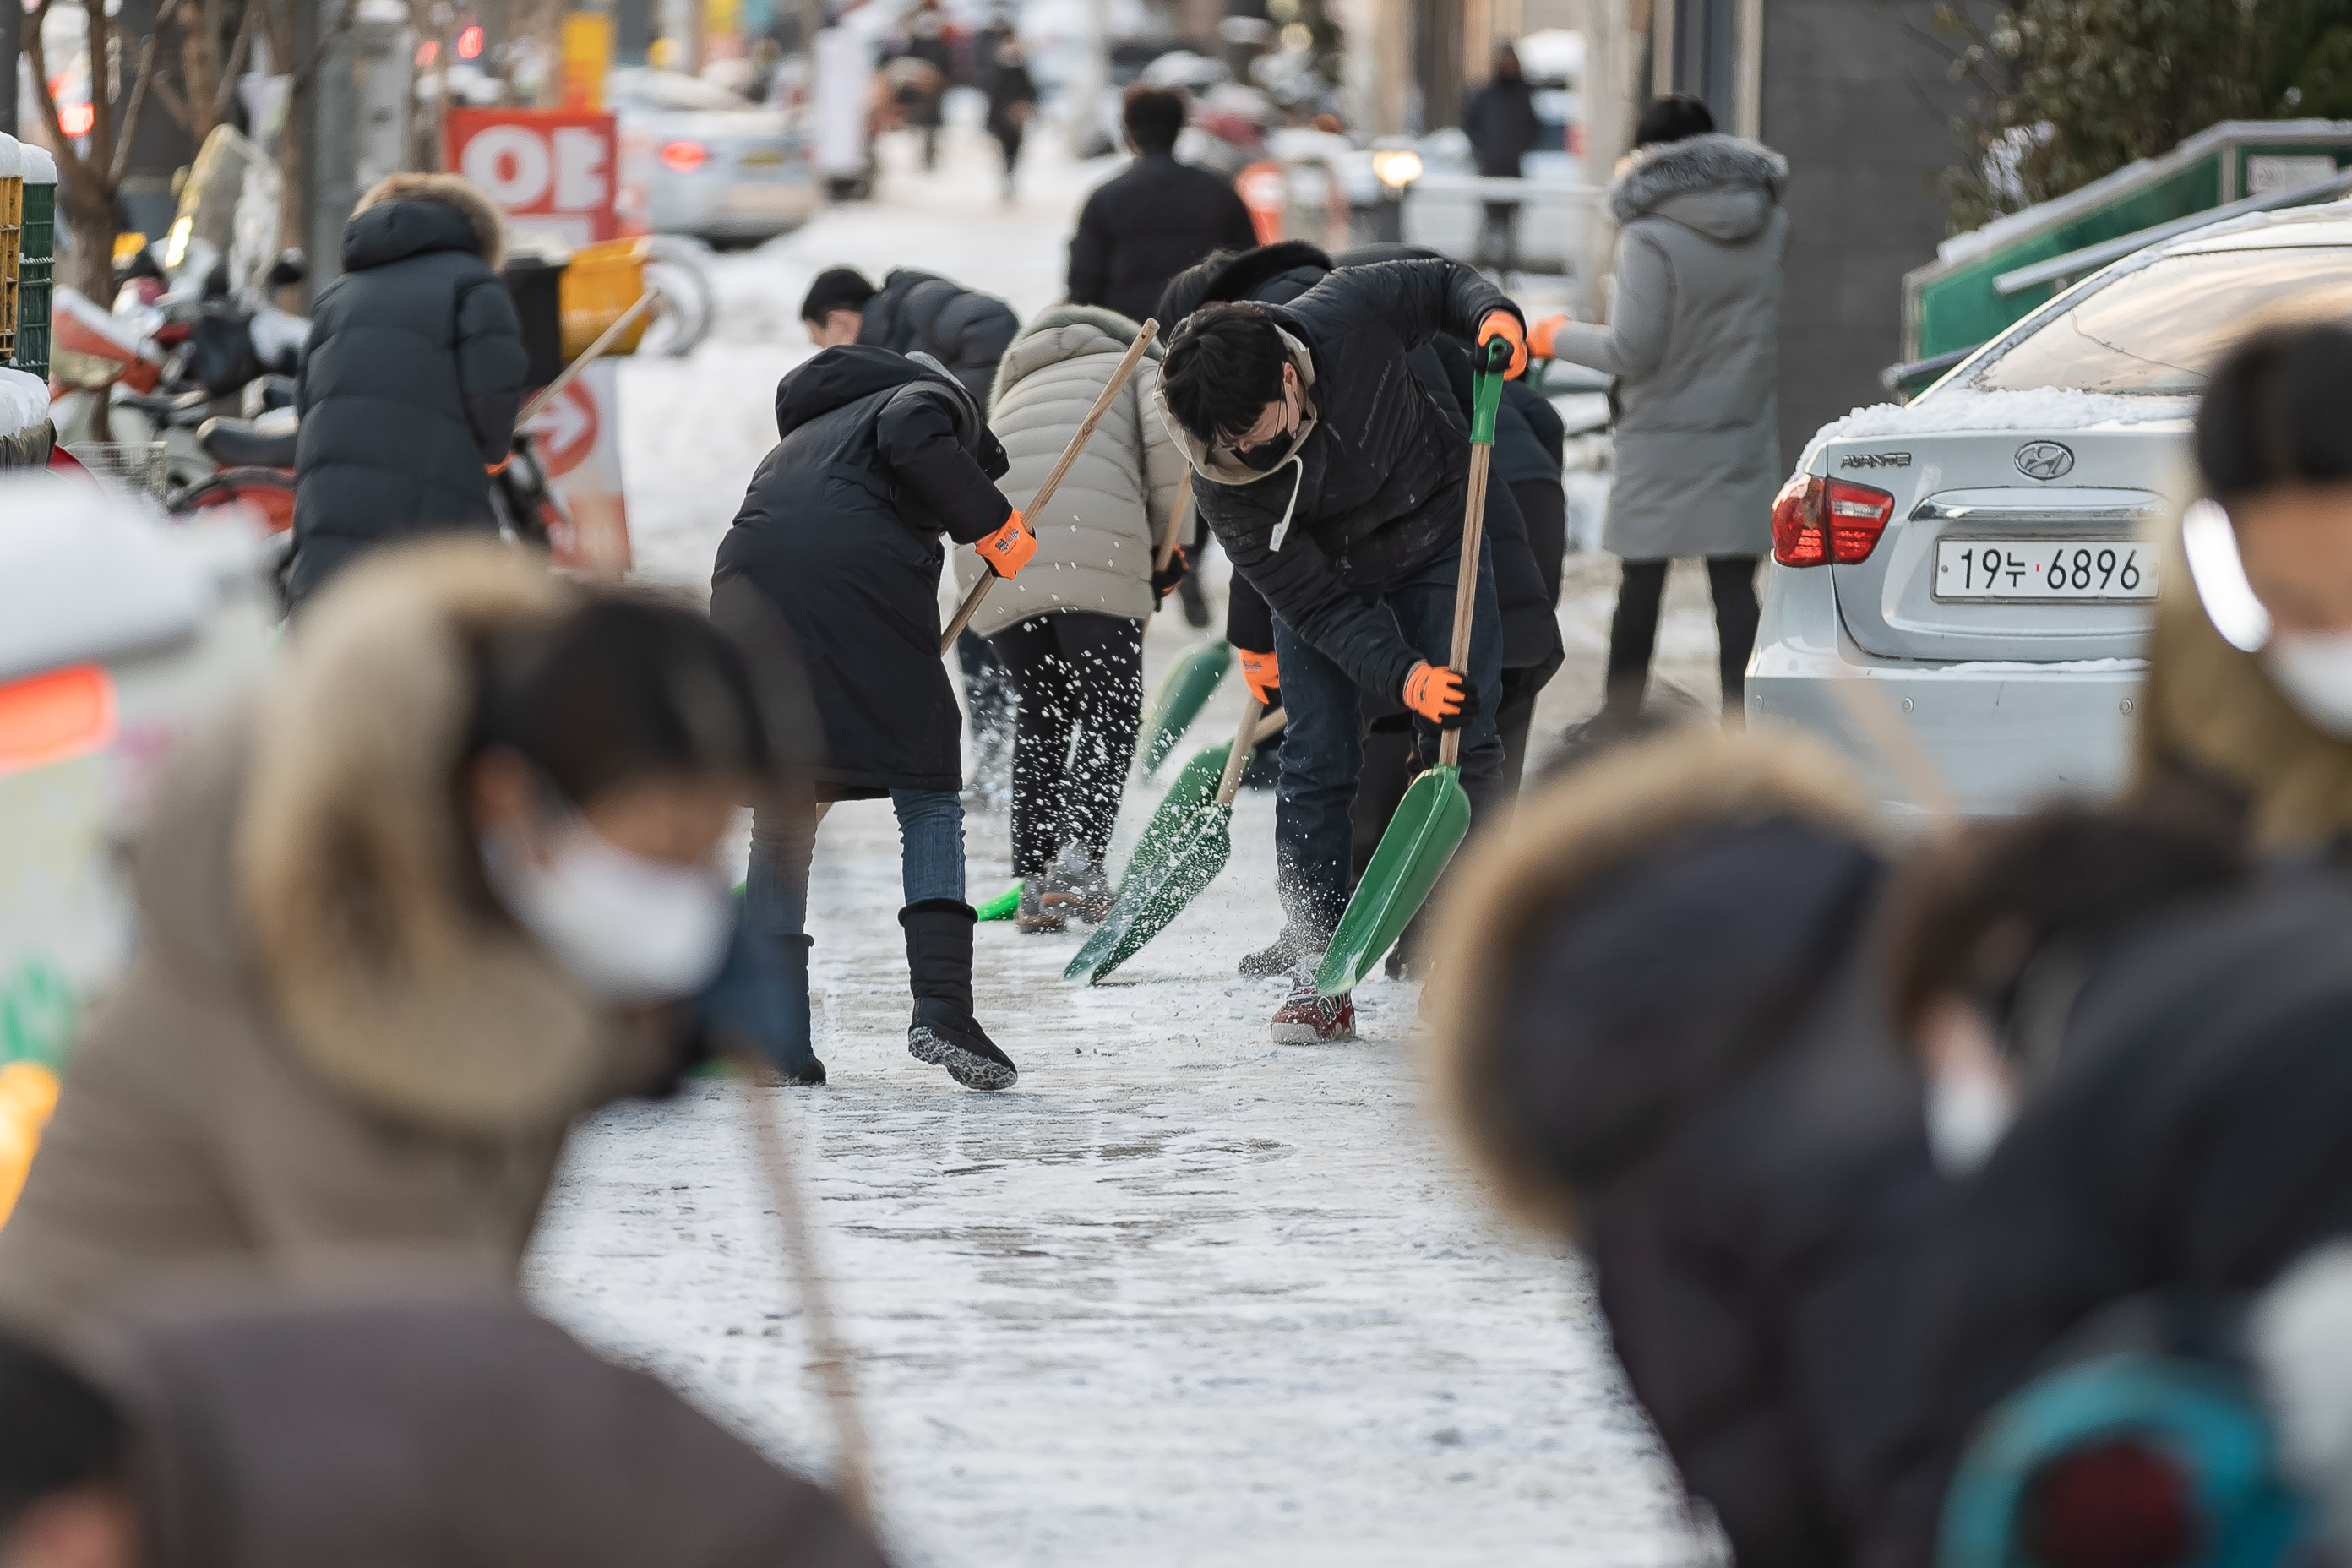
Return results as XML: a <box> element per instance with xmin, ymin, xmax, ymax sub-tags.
<box><xmin>1750</xmin><ymin>199</ymin><xmax>2352</xmax><ymax>814</ymax></box>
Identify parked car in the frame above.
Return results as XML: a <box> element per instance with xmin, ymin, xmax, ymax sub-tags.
<box><xmin>609</xmin><ymin>67</ymin><xmax>819</xmax><ymax>243</ymax></box>
<box><xmin>1750</xmin><ymin>199</ymin><xmax>2352</xmax><ymax>815</ymax></box>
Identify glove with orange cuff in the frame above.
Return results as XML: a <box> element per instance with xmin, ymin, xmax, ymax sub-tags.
<box><xmin>1528</xmin><ymin>313</ymin><xmax>1569</xmax><ymax>360</ymax></box>
<box><xmin>1401</xmin><ymin>661</ymin><xmax>1479</xmax><ymax>731</ymax></box>
<box><xmin>976</xmin><ymin>509</ymin><xmax>1035</xmax><ymax>579</ymax></box>
<box><xmin>1477</xmin><ymin>310</ymin><xmax>1528</xmax><ymax>379</ymax></box>
<box><xmin>1151</xmin><ymin>546</ymin><xmax>1190</xmax><ymax>602</ymax></box>
<box><xmin>1239</xmin><ymin>648</ymin><xmax>1280</xmax><ymax>705</ymax></box>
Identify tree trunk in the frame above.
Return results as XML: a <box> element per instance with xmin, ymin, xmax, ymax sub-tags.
<box><xmin>59</xmin><ymin>179</ymin><xmax>122</xmax><ymax>301</ymax></box>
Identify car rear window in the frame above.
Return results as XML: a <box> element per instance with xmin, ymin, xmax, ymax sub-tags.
<box><xmin>1968</xmin><ymin>245</ymin><xmax>2352</xmax><ymax>395</ymax></box>
<box><xmin>612</xmin><ymin>69</ymin><xmax>754</xmax><ymax>112</ymax></box>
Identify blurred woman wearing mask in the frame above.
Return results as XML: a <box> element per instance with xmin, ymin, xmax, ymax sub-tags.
<box><xmin>0</xmin><ymin>542</ymin><xmax>803</xmax><ymax>1337</ymax></box>
<box><xmin>2145</xmin><ymin>320</ymin><xmax>2352</xmax><ymax>845</ymax></box>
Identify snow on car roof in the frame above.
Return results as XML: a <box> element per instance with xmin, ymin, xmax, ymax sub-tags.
<box><xmin>1794</xmin><ymin>388</ymin><xmax>2193</xmax><ymax>475</ymax></box>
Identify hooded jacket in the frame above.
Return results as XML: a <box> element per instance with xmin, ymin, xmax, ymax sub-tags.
<box><xmin>291</xmin><ymin>176</ymin><xmax>528</xmax><ymax>607</ymax></box>
<box><xmin>1866</xmin><ymin>860</ymin><xmax>2352</xmax><ymax>1568</ymax></box>
<box><xmin>1427</xmin><ymin>730</ymin><xmax>1942</xmax><ymax>1568</ymax></box>
<box><xmin>715</xmin><ymin>346</ymin><xmax>1012</xmax><ymax>796</ymax></box>
<box><xmin>949</xmin><ymin>305</ymin><xmax>1188</xmax><ymax>636</ymax></box>
<box><xmin>1067</xmin><ymin>154</ymin><xmax>1259</xmax><ymax>326</ymax></box>
<box><xmin>1548</xmin><ymin>133</ymin><xmax>1788</xmax><ymax>560</ymax></box>
<box><xmin>1153</xmin><ymin>257</ymin><xmax>1522</xmax><ymax>700</ymax></box>
<box><xmin>858</xmin><ymin>268</ymin><xmax>1021</xmax><ymax>407</ymax></box>
<box><xmin>86</xmin><ymin>1277</ymin><xmax>890</xmax><ymax>1568</ymax></box>
<box><xmin>0</xmin><ymin>545</ymin><xmax>684</xmax><ymax>1339</ymax></box>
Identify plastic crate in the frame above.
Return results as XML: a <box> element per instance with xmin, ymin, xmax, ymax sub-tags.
<box><xmin>17</xmin><ymin>173</ymin><xmax>52</xmax><ymax>380</ymax></box>
<box><xmin>64</xmin><ymin>442</ymin><xmax>169</xmax><ymax>501</ymax></box>
<box><xmin>558</xmin><ymin>237</ymin><xmax>651</xmax><ymax>362</ymax></box>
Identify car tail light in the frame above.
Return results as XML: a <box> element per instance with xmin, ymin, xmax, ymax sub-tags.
<box><xmin>1772</xmin><ymin>475</ymin><xmax>1826</xmax><ymax>565</ymax></box>
<box><xmin>1825</xmin><ymin>477</ymin><xmax>1896</xmax><ymax>563</ymax></box>
<box><xmin>0</xmin><ymin>665</ymin><xmax>117</xmax><ymax>779</ymax></box>
<box><xmin>661</xmin><ymin>139</ymin><xmax>708</xmax><ymax>172</ymax></box>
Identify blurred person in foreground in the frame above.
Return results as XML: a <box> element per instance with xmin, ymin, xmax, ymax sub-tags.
<box><xmin>1540</xmin><ymin>93</ymin><xmax>1786</xmax><ymax>735</ymax></box>
<box><xmin>1425</xmin><ymin>728</ymin><xmax>1941</xmax><ymax>1568</ymax></box>
<box><xmin>954</xmin><ymin>303</ymin><xmax>1190</xmax><ymax>931</ymax></box>
<box><xmin>0</xmin><ymin>1271</ymin><xmax>886</xmax><ymax>1568</ymax></box>
<box><xmin>287</xmin><ymin>173</ymin><xmax>526</xmax><ymax>608</ymax></box>
<box><xmin>0</xmin><ymin>542</ymin><xmax>811</xmax><ymax>1338</ymax></box>
<box><xmin>1865</xmin><ymin>324</ymin><xmax>2352</xmax><ymax>1568</ymax></box>
<box><xmin>1067</xmin><ymin>85</ymin><xmax>1258</xmax><ymax>328</ymax></box>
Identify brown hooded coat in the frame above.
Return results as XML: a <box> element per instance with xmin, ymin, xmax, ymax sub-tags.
<box><xmin>0</xmin><ymin>544</ymin><xmax>675</xmax><ymax>1337</ymax></box>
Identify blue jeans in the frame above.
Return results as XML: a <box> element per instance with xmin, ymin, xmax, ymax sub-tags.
<box><xmin>747</xmin><ymin>787</ymin><xmax>968</xmax><ymax>940</ymax></box>
<box><xmin>1271</xmin><ymin>539</ymin><xmax>1504</xmax><ymax>942</ymax></box>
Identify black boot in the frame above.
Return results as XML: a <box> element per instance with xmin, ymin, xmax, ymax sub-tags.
<box><xmin>901</xmin><ymin>900</ymin><xmax>1018</xmax><ymax>1091</ymax></box>
<box><xmin>757</xmin><ymin>934</ymin><xmax>826</xmax><ymax>1086</ymax></box>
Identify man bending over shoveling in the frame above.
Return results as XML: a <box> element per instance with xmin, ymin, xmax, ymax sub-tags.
<box><xmin>1153</xmin><ymin>259</ymin><xmax>1526</xmax><ymax>1043</ymax></box>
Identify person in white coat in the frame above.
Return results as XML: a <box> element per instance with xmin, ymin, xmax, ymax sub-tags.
<box><xmin>953</xmin><ymin>305</ymin><xmax>1190</xmax><ymax>930</ymax></box>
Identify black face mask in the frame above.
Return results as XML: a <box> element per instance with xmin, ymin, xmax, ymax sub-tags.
<box><xmin>1233</xmin><ymin>439</ymin><xmax>1291</xmax><ymax>472</ymax></box>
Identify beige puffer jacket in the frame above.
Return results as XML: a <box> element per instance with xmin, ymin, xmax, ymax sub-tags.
<box><xmin>953</xmin><ymin>305</ymin><xmax>1188</xmax><ymax>637</ymax></box>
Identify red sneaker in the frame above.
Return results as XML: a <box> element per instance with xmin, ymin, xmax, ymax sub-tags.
<box><xmin>1270</xmin><ymin>977</ymin><xmax>1356</xmax><ymax>1043</ymax></box>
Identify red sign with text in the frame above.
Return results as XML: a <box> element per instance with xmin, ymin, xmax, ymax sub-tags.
<box><xmin>444</xmin><ymin>109</ymin><xmax>618</xmax><ymax>247</ymax></box>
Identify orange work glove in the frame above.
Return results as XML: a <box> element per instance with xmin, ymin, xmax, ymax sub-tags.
<box><xmin>1401</xmin><ymin>662</ymin><xmax>1480</xmax><ymax>731</ymax></box>
<box><xmin>1528</xmin><ymin>313</ymin><xmax>1570</xmax><ymax>360</ymax></box>
<box><xmin>1477</xmin><ymin>310</ymin><xmax>1528</xmax><ymax>379</ymax></box>
<box><xmin>1239</xmin><ymin>648</ymin><xmax>1280</xmax><ymax>705</ymax></box>
<box><xmin>976</xmin><ymin>509</ymin><xmax>1035</xmax><ymax>579</ymax></box>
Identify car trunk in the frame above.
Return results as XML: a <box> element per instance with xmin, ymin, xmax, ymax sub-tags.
<box><xmin>1825</xmin><ymin>421</ymin><xmax>2194</xmax><ymax>662</ymax></box>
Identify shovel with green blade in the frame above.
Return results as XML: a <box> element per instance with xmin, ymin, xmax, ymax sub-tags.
<box><xmin>1313</xmin><ymin>339</ymin><xmax>1510</xmax><ymax>997</ymax></box>
<box><xmin>1117</xmin><ymin>705</ymin><xmax>1284</xmax><ymax>886</ymax></box>
<box><xmin>1065</xmin><ymin>696</ymin><xmax>1265</xmax><ymax>984</ymax></box>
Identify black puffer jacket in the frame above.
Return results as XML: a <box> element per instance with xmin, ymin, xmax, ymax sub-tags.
<box><xmin>290</xmin><ymin>181</ymin><xmax>526</xmax><ymax>607</ymax></box>
<box><xmin>857</xmin><ymin>268</ymin><xmax>1020</xmax><ymax>406</ymax></box>
<box><xmin>1069</xmin><ymin>155</ymin><xmax>1258</xmax><ymax>325</ymax></box>
<box><xmin>1430</xmin><ymin>735</ymin><xmax>1943</xmax><ymax>1568</ymax></box>
<box><xmin>1867</xmin><ymin>861</ymin><xmax>2352</xmax><ymax>1568</ymax></box>
<box><xmin>713</xmin><ymin>346</ymin><xmax>1011</xmax><ymax>796</ymax></box>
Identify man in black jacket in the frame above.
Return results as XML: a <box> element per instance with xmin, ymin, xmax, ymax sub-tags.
<box><xmin>289</xmin><ymin>173</ymin><xmax>526</xmax><ymax>607</ymax></box>
<box><xmin>1067</xmin><ymin>86</ymin><xmax>1258</xmax><ymax>325</ymax></box>
<box><xmin>798</xmin><ymin>265</ymin><xmax>1019</xmax><ymax>407</ymax></box>
<box><xmin>715</xmin><ymin>345</ymin><xmax>1032</xmax><ymax>1092</ymax></box>
<box><xmin>1153</xmin><ymin>259</ymin><xmax>1523</xmax><ymax>1039</ymax></box>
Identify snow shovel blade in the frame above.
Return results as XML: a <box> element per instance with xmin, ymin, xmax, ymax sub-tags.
<box><xmin>1138</xmin><ymin>640</ymin><xmax>1231</xmax><ymax>776</ymax></box>
<box><xmin>974</xmin><ymin>879</ymin><xmax>1023</xmax><ymax>922</ymax></box>
<box><xmin>1119</xmin><ymin>740</ymin><xmax>1229</xmax><ymax>882</ymax></box>
<box><xmin>1314</xmin><ymin>764</ymin><xmax>1472</xmax><ymax>996</ymax></box>
<box><xmin>1065</xmin><ymin>804</ymin><xmax>1233</xmax><ymax>983</ymax></box>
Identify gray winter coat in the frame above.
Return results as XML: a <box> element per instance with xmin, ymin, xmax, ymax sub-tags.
<box><xmin>954</xmin><ymin>306</ymin><xmax>1187</xmax><ymax>637</ymax></box>
<box><xmin>1551</xmin><ymin>134</ymin><xmax>1788</xmax><ymax>561</ymax></box>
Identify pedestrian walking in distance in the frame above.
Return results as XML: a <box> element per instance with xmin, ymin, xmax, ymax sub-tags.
<box><xmin>984</xmin><ymin>33</ymin><xmax>1037</xmax><ymax>204</ymax></box>
<box><xmin>716</xmin><ymin>344</ymin><xmax>1037</xmax><ymax>1091</ymax></box>
<box><xmin>0</xmin><ymin>544</ymin><xmax>791</xmax><ymax>1337</ymax></box>
<box><xmin>286</xmin><ymin>172</ymin><xmax>525</xmax><ymax>608</ymax></box>
<box><xmin>1428</xmin><ymin>728</ymin><xmax>1942</xmax><ymax>1568</ymax></box>
<box><xmin>1544</xmin><ymin>94</ymin><xmax>1788</xmax><ymax>733</ymax></box>
<box><xmin>1153</xmin><ymin>259</ymin><xmax>1525</xmax><ymax>1043</ymax></box>
<box><xmin>954</xmin><ymin>305</ymin><xmax>1191</xmax><ymax>932</ymax></box>
<box><xmin>1462</xmin><ymin>44</ymin><xmax>1547</xmax><ymax>275</ymax></box>
<box><xmin>1067</xmin><ymin>85</ymin><xmax>1259</xmax><ymax>327</ymax></box>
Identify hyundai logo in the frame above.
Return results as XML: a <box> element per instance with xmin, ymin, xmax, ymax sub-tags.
<box><xmin>2016</xmin><ymin>440</ymin><xmax>2076</xmax><ymax>480</ymax></box>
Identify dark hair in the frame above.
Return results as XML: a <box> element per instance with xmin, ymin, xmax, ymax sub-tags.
<box><xmin>1159</xmin><ymin>304</ymin><xmax>1290</xmax><ymax>444</ymax></box>
<box><xmin>2195</xmin><ymin>322</ymin><xmax>2352</xmax><ymax>502</ymax></box>
<box><xmin>471</xmin><ymin>596</ymin><xmax>774</xmax><ymax>807</ymax></box>
<box><xmin>1887</xmin><ymin>806</ymin><xmax>2241</xmax><ymax>1053</ymax></box>
<box><xmin>1634</xmin><ymin>93</ymin><xmax>1713</xmax><ymax>148</ymax></box>
<box><xmin>1122</xmin><ymin>84</ymin><xmax>1187</xmax><ymax>155</ymax></box>
<box><xmin>798</xmin><ymin>266</ymin><xmax>875</xmax><ymax>325</ymax></box>
<box><xmin>0</xmin><ymin>1331</ymin><xmax>125</xmax><ymax>1531</ymax></box>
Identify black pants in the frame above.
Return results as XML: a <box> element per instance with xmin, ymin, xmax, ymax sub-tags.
<box><xmin>1606</xmin><ymin>557</ymin><xmax>1761</xmax><ymax>720</ymax></box>
<box><xmin>1512</xmin><ymin>480</ymin><xmax>1567</xmax><ymax>606</ymax></box>
<box><xmin>989</xmin><ymin>611</ymin><xmax>1143</xmax><ymax>877</ymax></box>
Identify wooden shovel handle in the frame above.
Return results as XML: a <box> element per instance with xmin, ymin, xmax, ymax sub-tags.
<box><xmin>942</xmin><ymin>319</ymin><xmax>1160</xmax><ymax>654</ymax></box>
<box><xmin>1157</xmin><ymin>469</ymin><xmax>1194</xmax><ymax>572</ymax></box>
<box><xmin>1437</xmin><ymin>440</ymin><xmax>1491</xmax><ymax>770</ymax></box>
<box><xmin>1215</xmin><ymin>697</ymin><xmax>1263</xmax><ymax>807</ymax></box>
<box><xmin>518</xmin><ymin>291</ymin><xmax>658</xmax><ymax>428</ymax></box>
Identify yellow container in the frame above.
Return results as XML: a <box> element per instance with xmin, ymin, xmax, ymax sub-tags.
<box><xmin>558</xmin><ymin>237</ymin><xmax>652</xmax><ymax>362</ymax></box>
<box><xmin>0</xmin><ymin>1060</ymin><xmax>59</xmax><ymax>1229</ymax></box>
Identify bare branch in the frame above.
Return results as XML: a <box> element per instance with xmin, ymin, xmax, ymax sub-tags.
<box><xmin>214</xmin><ymin>0</ymin><xmax>263</xmax><ymax>119</ymax></box>
<box><xmin>20</xmin><ymin>0</ymin><xmax>100</xmax><ymax>187</ymax></box>
<box><xmin>151</xmin><ymin>75</ymin><xmax>192</xmax><ymax>132</ymax></box>
<box><xmin>112</xmin><ymin>0</ymin><xmax>191</xmax><ymax>188</ymax></box>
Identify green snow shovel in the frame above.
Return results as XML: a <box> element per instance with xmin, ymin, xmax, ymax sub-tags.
<box><xmin>1136</xmin><ymin>638</ymin><xmax>1232</xmax><ymax>776</ymax></box>
<box><xmin>1313</xmin><ymin>340</ymin><xmax>1508</xmax><ymax>997</ymax></box>
<box><xmin>975</xmin><ymin>880</ymin><xmax>1024</xmax><ymax>921</ymax></box>
<box><xmin>1065</xmin><ymin>697</ymin><xmax>1264</xmax><ymax>984</ymax></box>
<box><xmin>1118</xmin><ymin>705</ymin><xmax>1284</xmax><ymax>887</ymax></box>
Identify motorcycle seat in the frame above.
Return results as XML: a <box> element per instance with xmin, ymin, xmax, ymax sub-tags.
<box><xmin>117</xmin><ymin>388</ymin><xmax>213</xmax><ymax>426</ymax></box>
<box><xmin>197</xmin><ymin>416</ymin><xmax>298</xmax><ymax>469</ymax></box>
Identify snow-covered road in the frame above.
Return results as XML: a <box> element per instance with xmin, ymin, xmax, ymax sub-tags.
<box><xmin>526</xmin><ymin>121</ymin><xmax>1717</xmax><ymax>1567</ymax></box>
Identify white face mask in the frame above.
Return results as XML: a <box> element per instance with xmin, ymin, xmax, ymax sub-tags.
<box><xmin>482</xmin><ymin>819</ymin><xmax>734</xmax><ymax>1003</ymax></box>
<box><xmin>2264</xmin><ymin>628</ymin><xmax>2352</xmax><ymax>739</ymax></box>
<box><xmin>1925</xmin><ymin>1063</ymin><xmax>2018</xmax><ymax>1178</ymax></box>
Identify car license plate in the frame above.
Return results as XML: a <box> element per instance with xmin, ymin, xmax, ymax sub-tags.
<box><xmin>737</xmin><ymin>146</ymin><xmax>788</xmax><ymax>166</ymax></box>
<box><xmin>1933</xmin><ymin>539</ymin><xmax>2158</xmax><ymax>601</ymax></box>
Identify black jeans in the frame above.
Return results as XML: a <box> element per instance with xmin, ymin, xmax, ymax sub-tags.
<box><xmin>989</xmin><ymin>611</ymin><xmax>1143</xmax><ymax>877</ymax></box>
<box><xmin>1606</xmin><ymin>557</ymin><xmax>1761</xmax><ymax>721</ymax></box>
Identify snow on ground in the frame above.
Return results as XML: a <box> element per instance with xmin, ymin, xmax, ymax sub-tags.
<box><xmin>528</xmin><ymin>121</ymin><xmax>1721</xmax><ymax>1567</ymax></box>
